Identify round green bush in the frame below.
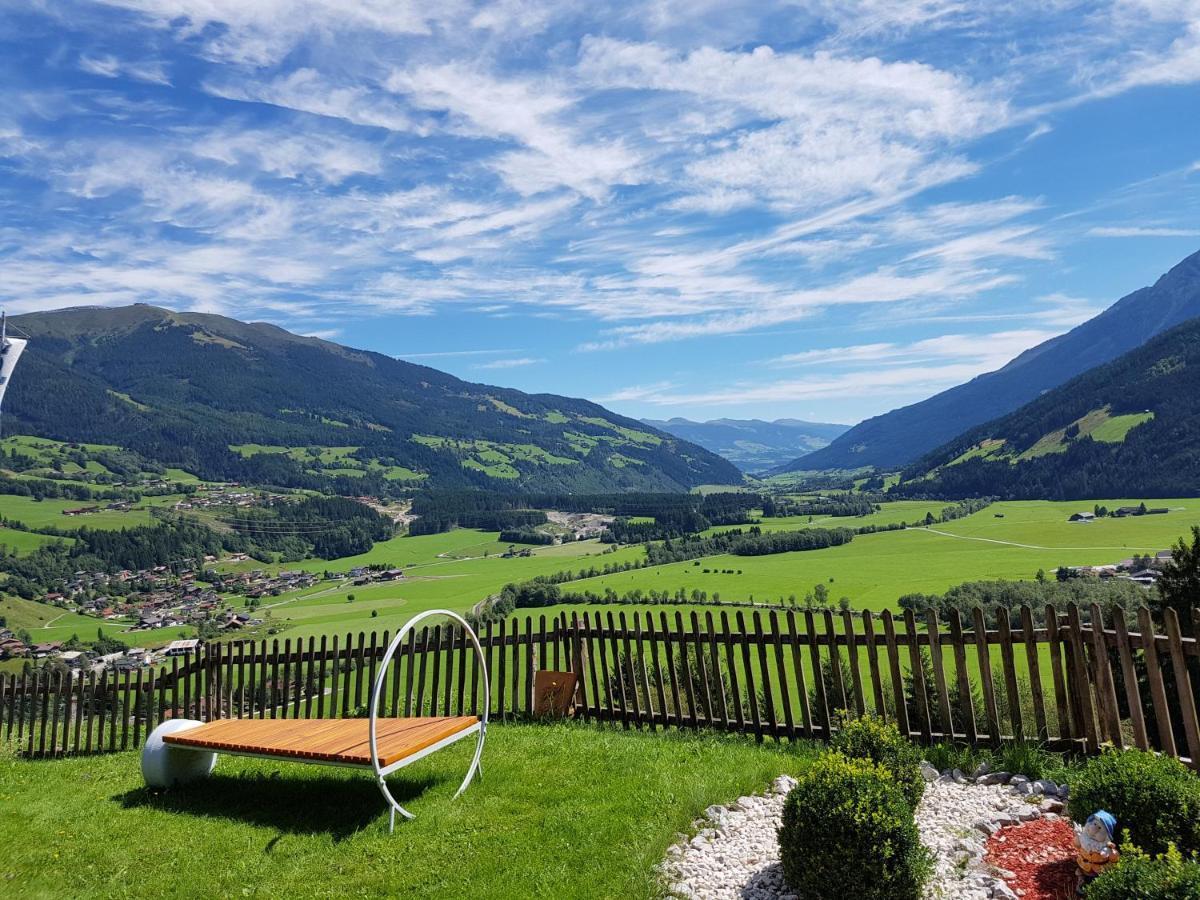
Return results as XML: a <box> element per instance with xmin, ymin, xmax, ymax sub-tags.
<box><xmin>829</xmin><ymin>714</ymin><xmax>925</xmax><ymax>809</ymax></box>
<box><xmin>1070</xmin><ymin>748</ymin><xmax>1200</xmax><ymax>855</ymax></box>
<box><xmin>1086</xmin><ymin>846</ymin><xmax>1200</xmax><ymax>900</ymax></box>
<box><xmin>778</xmin><ymin>752</ymin><xmax>931</xmax><ymax>900</ymax></box>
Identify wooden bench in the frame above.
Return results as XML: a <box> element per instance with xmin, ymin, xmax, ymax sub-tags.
<box><xmin>141</xmin><ymin>610</ymin><xmax>489</xmax><ymax>831</ymax></box>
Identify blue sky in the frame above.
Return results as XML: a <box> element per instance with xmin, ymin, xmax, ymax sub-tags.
<box><xmin>1</xmin><ymin>1</ymin><xmax>1198</xmax><ymax>426</ymax></box>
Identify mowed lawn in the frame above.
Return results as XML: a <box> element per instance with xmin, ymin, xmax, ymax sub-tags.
<box><xmin>0</xmin><ymin>724</ymin><xmax>814</xmax><ymax>899</ymax></box>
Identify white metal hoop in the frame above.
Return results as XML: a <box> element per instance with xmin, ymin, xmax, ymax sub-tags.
<box><xmin>368</xmin><ymin>608</ymin><xmax>490</xmax><ymax>830</ymax></box>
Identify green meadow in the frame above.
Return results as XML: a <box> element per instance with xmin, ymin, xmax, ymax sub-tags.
<box><xmin>579</xmin><ymin>499</ymin><xmax>1199</xmax><ymax>613</ymax></box>
<box><xmin>5</xmin><ymin>497</ymin><xmax>1198</xmax><ymax>653</ymax></box>
<box><xmin>0</xmin><ymin>492</ymin><xmax>188</xmax><ymax>531</ymax></box>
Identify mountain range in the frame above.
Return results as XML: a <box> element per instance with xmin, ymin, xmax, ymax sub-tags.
<box><xmin>782</xmin><ymin>248</ymin><xmax>1200</xmax><ymax>473</ymax></box>
<box><xmin>642</xmin><ymin>417</ymin><xmax>849</xmax><ymax>472</ymax></box>
<box><xmin>2</xmin><ymin>305</ymin><xmax>742</xmax><ymax>493</ymax></box>
<box><xmin>900</xmin><ymin>315</ymin><xmax>1200</xmax><ymax>499</ymax></box>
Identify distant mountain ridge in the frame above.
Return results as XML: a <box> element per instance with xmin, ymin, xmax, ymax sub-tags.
<box><xmin>643</xmin><ymin>417</ymin><xmax>850</xmax><ymax>472</ymax></box>
<box><xmin>781</xmin><ymin>248</ymin><xmax>1200</xmax><ymax>472</ymax></box>
<box><xmin>899</xmin><ymin>315</ymin><xmax>1200</xmax><ymax>499</ymax></box>
<box><xmin>3</xmin><ymin>305</ymin><xmax>742</xmax><ymax>493</ymax></box>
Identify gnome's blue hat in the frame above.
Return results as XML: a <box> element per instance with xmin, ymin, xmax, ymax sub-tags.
<box><xmin>1089</xmin><ymin>811</ymin><xmax>1117</xmax><ymax>841</ymax></box>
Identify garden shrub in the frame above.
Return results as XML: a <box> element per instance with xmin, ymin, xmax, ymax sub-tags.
<box><xmin>829</xmin><ymin>714</ymin><xmax>924</xmax><ymax>808</ymax></box>
<box><xmin>1086</xmin><ymin>844</ymin><xmax>1200</xmax><ymax>900</ymax></box>
<box><xmin>779</xmin><ymin>752</ymin><xmax>931</xmax><ymax>900</ymax></box>
<box><xmin>1070</xmin><ymin>748</ymin><xmax>1200</xmax><ymax>855</ymax></box>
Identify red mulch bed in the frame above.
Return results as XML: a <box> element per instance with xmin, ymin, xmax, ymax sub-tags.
<box><xmin>984</xmin><ymin>817</ymin><xmax>1079</xmax><ymax>900</ymax></box>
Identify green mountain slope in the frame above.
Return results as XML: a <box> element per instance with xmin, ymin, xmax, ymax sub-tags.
<box><xmin>898</xmin><ymin>316</ymin><xmax>1200</xmax><ymax>499</ymax></box>
<box><xmin>3</xmin><ymin>305</ymin><xmax>742</xmax><ymax>493</ymax></box>
<box><xmin>781</xmin><ymin>248</ymin><xmax>1200</xmax><ymax>472</ymax></box>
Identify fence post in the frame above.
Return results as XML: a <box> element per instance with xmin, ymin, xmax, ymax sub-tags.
<box><xmin>1112</xmin><ymin>609</ymin><xmax>1149</xmax><ymax>750</ymax></box>
<box><xmin>721</xmin><ymin>611</ymin><xmax>744</xmax><ymax>733</ymax></box>
<box><xmin>881</xmin><ymin>610</ymin><xmax>908</xmax><ymax>738</ymax></box>
<box><xmin>753</xmin><ymin>611</ymin><xmax>777</xmax><ymax>739</ymax></box>
<box><xmin>1064</xmin><ymin>604</ymin><xmax>1098</xmax><ymax>754</ymax></box>
<box><xmin>807</xmin><ymin>609</ymin><xmax>831</xmax><ymax>738</ymax></box>
<box><xmin>903</xmin><ymin>608</ymin><xmax>931</xmax><ymax>743</ymax></box>
<box><xmin>705</xmin><ymin>611</ymin><xmax>729</xmax><ymax>730</ymax></box>
<box><xmin>1163</xmin><ymin>608</ymin><xmax>1200</xmax><ymax>765</ymax></box>
<box><xmin>1088</xmin><ymin>603</ymin><xmax>1123</xmax><ymax>748</ymax></box>
<box><xmin>926</xmin><ymin>609</ymin><xmax>954</xmax><ymax>740</ymax></box>
<box><xmin>972</xmin><ymin>608</ymin><xmax>1001</xmax><ymax>747</ymax></box>
<box><xmin>1137</xmin><ymin>606</ymin><xmax>1175</xmax><ymax>755</ymax></box>
<box><xmin>947</xmin><ymin>610</ymin><xmax>976</xmax><ymax>744</ymax></box>
<box><xmin>1044</xmin><ymin>606</ymin><xmax>1073</xmax><ymax>746</ymax></box>
<box><xmin>789</xmin><ymin>611</ymin><xmax>813</xmax><ymax>736</ymax></box>
<box><xmin>841</xmin><ymin>609</ymin><xmax>865</xmax><ymax>718</ymax></box>
<box><xmin>1018</xmin><ymin>606</ymin><xmax>1048</xmax><ymax>741</ymax></box>
<box><xmin>770</xmin><ymin>611</ymin><xmax>795</xmax><ymax>740</ymax></box>
<box><xmin>996</xmin><ymin>611</ymin><xmax>1023</xmax><ymax>742</ymax></box>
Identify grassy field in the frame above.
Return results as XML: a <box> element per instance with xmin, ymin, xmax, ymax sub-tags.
<box><xmin>242</xmin><ymin>536</ymin><xmax>647</xmax><ymax>645</ymax></box>
<box><xmin>0</xmin><ymin>724</ymin><xmax>813</xmax><ymax>899</ymax></box>
<box><xmin>7</xmin><ymin>497</ymin><xmax>1198</xmax><ymax>651</ymax></box>
<box><xmin>0</xmin><ymin>595</ymin><xmax>141</xmax><ymax>647</ymax></box>
<box><xmin>575</xmin><ymin>499</ymin><xmax>1199</xmax><ymax>612</ymax></box>
<box><xmin>704</xmin><ymin>500</ymin><xmax>950</xmax><ymax>536</ymax></box>
<box><xmin>0</xmin><ymin>526</ymin><xmax>72</xmax><ymax>555</ymax></box>
<box><xmin>0</xmin><ymin>492</ymin><xmax>188</xmax><ymax>531</ymax></box>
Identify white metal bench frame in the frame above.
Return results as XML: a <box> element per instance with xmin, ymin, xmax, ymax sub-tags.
<box><xmin>370</xmin><ymin>609</ymin><xmax>489</xmax><ymax>830</ymax></box>
<box><xmin>141</xmin><ymin>608</ymin><xmax>489</xmax><ymax>833</ymax></box>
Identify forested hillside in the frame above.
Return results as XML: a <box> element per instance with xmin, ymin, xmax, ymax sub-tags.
<box><xmin>4</xmin><ymin>305</ymin><xmax>741</xmax><ymax>494</ymax></box>
<box><xmin>783</xmin><ymin>248</ymin><xmax>1200</xmax><ymax>472</ymax></box>
<box><xmin>897</xmin><ymin>316</ymin><xmax>1200</xmax><ymax>499</ymax></box>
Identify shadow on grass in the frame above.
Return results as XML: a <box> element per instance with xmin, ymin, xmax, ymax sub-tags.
<box><xmin>115</xmin><ymin>770</ymin><xmax>445</xmax><ymax>840</ymax></box>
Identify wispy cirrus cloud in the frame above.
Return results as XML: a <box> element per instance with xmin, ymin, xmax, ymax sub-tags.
<box><xmin>1088</xmin><ymin>225</ymin><xmax>1200</xmax><ymax>237</ymax></box>
<box><xmin>474</xmin><ymin>356</ymin><xmax>545</xmax><ymax>369</ymax></box>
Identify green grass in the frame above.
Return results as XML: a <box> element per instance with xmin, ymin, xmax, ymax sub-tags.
<box><xmin>0</xmin><ymin>724</ymin><xmax>814</xmax><ymax>899</ymax></box>
<box><xmin>0</xmin><ymin>595</ymin><xmax>140</xmax><ymax>645</ymax></box>
<box><xmin>213</xmin><ymin>498</ymin><xmax>1200</xmax><ymax>645</ymax></box>
<box><xmin>0</xmin><ymin>492</ymin><xmax>189</xmax><ymax>530</ymax></box>
<box><xmin>565</xmin><ymin>498</ymin><xmax>1199</xmax><ymax>612</ymax></box>
<box><xmin>0</xmin><ymin>527</ymin><xmax>72</xmax><ymax>555</ymax></box>
<box><xmin>1090</xmin><ymin>411</ymin><xmax>1154</xmax><ymax>443</ymax></box>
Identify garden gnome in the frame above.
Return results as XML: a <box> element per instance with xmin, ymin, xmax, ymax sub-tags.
<box><xmin>1075</xmin><ymin>810</ymin><xmax>1119</xmax><ymax>888</ymax></box>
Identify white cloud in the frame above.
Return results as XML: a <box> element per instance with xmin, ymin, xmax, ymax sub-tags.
<box><xmin>577</xmin><ymin>37</ymin><xmax>1005</xmax><ymax>211</ymax></box>
<box><xmin>767</xmin><ymin>329</ymin><xmax>1061</xmax><ymax>369</ymax></box>
<box><xmin>386</xmin><ymin>63</ymin><xmax>644</xmax><ymax>199</ymax></box>
<box><xmin>79</xmin><ymin>53</ymin><xmax>171</xmax><ymax>85</ymax></box>
<box><xmin>98</xmin><ymin>0</ymin><xmax>454</xmax><ymax>65</ymax></box>
<box><xmin>1088</xmin><ymin>225</ymin><xmax>1200</xmax><ymax>237</ymax></box>
<box><xmin>474</xmin><ymin>356</ymin><xmax>545</xmax><ymax>369</ymax></box>
<box><xmin>190</xmin><ymin>127</ymin><xmax>383</xmax><ymax>184</ymax></box>
<box><xmin>204</xmin><ymin>69</ymin><xmax>417</xmax><ymax>133</ymax></box>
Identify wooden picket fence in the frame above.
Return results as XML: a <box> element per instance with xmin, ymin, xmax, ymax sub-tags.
<box><xmin>3</xmin><ymin>603</ymin><xmax>1198</xmax><ymax>766</ymax></box>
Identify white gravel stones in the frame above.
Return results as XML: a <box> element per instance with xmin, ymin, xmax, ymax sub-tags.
<box><xmin>660</xmin><ymin>767</ymin><xmax>1072</xmax><ymax>900</ymax></box>
<box><xmin>661</xmin><ymin>780</ymin><xmax>796</xmax><ymax>900</ymax></box>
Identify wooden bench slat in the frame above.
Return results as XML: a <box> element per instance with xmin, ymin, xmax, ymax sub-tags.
<box><xmin>163</xmin><ymin>716</ymin><xmax>478</xmax><ymax>768</ymax></box>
